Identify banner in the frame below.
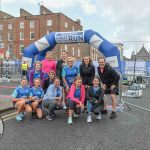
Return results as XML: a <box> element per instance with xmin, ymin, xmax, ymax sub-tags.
<box><xmin>55</xmin><ymin>31</ymin><xmax>84</xmax><ymax>43</ymax></box>
<box><xmin>125</xmin><ymin>61</ymin><xmax>146</xmax><ymax>75</ymax></box>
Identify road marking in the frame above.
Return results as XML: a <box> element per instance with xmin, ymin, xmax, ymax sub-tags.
<box><xmin>3</xmin><ymin>116</ymin><xmax>15</xmax><ymax>122</ymax></box>
<box><xmin>2</xmin><ymin>112</ymin><xmax>16</xmax><ymax>121</ymax></box>
<box><xmin>0</xmin><ymin>86</ymin><xmax>16</xmax><ymax>89</ymax></box>
<box><xmin>0</xmin><ymin>94</ymin><xmax>11</xmax><ymax>98</ymax></box>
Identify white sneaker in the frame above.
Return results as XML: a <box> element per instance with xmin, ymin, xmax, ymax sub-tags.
<box><xmin>63</xmin><ymin>104</ymin><xmax>67</xmax><ymax>110</ymax></box>
<box><xmin>96</xmin><ymin>113</ymin><xmax>102</xmax><ymax>120</ymax></box>
<box><xmin>87</xmin><ymin>115</ymin><xmax>92</xmax><ymax>123</ymax></box>
<box><xmin>73</xmin><ymin>113</ymin><xmax>79</xmax><ymax>118</ymax></box>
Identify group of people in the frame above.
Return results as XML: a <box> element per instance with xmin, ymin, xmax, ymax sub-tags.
<box><xmin>11</xmin><ymin>50</ymin><xmax>120</xmax><ymax>124</ymax></box>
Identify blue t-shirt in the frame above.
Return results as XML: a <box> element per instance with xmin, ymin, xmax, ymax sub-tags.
<box><xmin>93</xmin><ymin>86</ymin><xmax>99</xmax><ymax>94</ymax></box>
<box><xmin>62</xmin><ymin>65</ymin><xmax>79</xmax><ymax>87</ymax></box>
<box><xmin>74</xmin><ymin>87</ymin><xmax>81</xmax><ymax>99</ymax></box>
<box><xmin>33</xmin><ymin>71</ymin><xmax>41</xmax><ymax>79</ymax></box>
<box><xmin>12</xmin><ymin>86</ymin><xmax>31</xmax><ymax>98</ymax></box>
<box><xmin>30</xmin><ymin>87</ymin><xmax>44</xmax><ymax>99</ymax></box>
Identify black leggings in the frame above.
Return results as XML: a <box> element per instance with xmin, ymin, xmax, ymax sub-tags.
<box><xmin>67</xmin><ymin>99</ymin><xmax>81</xmax><ymax>115</ymax></box>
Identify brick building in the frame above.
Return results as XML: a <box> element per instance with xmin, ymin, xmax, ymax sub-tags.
<box><xmin>0</xmin><ymin>5</ymin><xmax>101</xmax><ymax>60</ymax></box>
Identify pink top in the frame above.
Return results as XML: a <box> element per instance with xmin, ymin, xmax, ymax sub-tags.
<box><xmin>41</xmin><ymin>59</ymin><xmax>56</xmax><ymax>74</ymax></box>
<box><xmin>67</xmin><ymin>84</ymin><xmax>85</xmax><ymax>104</ymax></box>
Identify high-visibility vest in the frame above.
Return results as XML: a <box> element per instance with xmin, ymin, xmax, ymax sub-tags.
<box><xmin>21</xmin><ymin>63</ymin><xmax>28</xmax><ymax>70</ymax></box>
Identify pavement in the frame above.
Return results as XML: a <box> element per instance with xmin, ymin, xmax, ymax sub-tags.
<box><xmin>0</xmin><ymin>81</ymin><xmax>150</xmax><ymax>150</ymax></box>
<box><xmin>0</xmin><ymin>81</ymin><xmax>18</xmax><ymax>113</ymax></box>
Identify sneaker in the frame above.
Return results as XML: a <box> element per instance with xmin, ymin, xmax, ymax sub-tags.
<box><xmin>20</xmin><ymin>112</ymin><xmax>25</xmax><ymax>118</ymax></box>
<box><xmin>87</xmin><ymin>115</ymin><xmax>92</xmax><ymax>123</ymax></box>
<box><xmin>16</xmin><ymin>114</ymin><xmax>23</xmax><ymax>121</ymax></box>
<box><xmin>96</xmin><ymin>113</ymin><xmax>102</xmax><ymax>120</ymax></box>
<box><xmin>101</xmin><ymin>110</ymin><xmax>108</xmax><ymax>115</ymax></box>
<box><xmin>63</xmin><ymin>104</ymin><xmax>67</xmax><ymax>110</ymax></box>
<box><xmin>110</xmin><ymin>111</ymin><xmax>117</xmax><ymax>119</ymax></box>
<box><xmin>46</xmin><ymin>115</ymin><xmax>53</xmax><ymax>121</ymax></box>
<box><xmin>73</xmin><ymin>113</ymin><xmax>79</xmax><ymax>118</ymax></box>
<box><xmin>68</xmin><ymin>117</ymin><xmax>73</xmax><ymax>124</ymax></box>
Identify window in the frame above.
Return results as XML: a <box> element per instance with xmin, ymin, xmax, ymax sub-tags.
<box><xmin>20</xmin><ymin>22</ymin><xmax>24</xmax><ymax>29</ymax></box>
<box><xmin>30</xmin><ymin>32</ymin><xmax>35</xmax><ymax>40</ymax></box>
<box><xmin>78</xmin><ymin>49</ymin><xmax>80</xmax><ymax>57</ymax></box>
<box><xmin>72</xmin><ymin>47</ymin><xmax>74</xmax><ymax>56</ymax></box>
<box><xmin>20</xmin><ymin>32</ymin><xmax>24</xmax><ymax>40</ymax></box>
<box><xmin>72</xmin><ymin>26</ymin><xmax>75</xmax><ymax>31</ymax></box>
<box><xmin>30</xmin><ymin>21</ymin><xmax>35</xmax><ymax>28</ymax></box>
<box><xmin>8</xmin><ymin>33</ymin><xmax>13</xmax><ymax>41</ymax></box>
<box><xmin>0</xmin><ymin>25</ymin><xmax>3</xmax><ymax>30</ymax></box>
<box><xmin>47</xmin><ymin>19</ymin><xmax>52</xmax><ymax>26</ymax></box>
<box><xmin>0</xmin><ymin>43</ymin><xmax>4</xmax><ymax>48</ymax></box>
<box><xmin>64</xmin><ymin>45</ymin><xmax>67</xmax><ymax>51</ymax></box>
<box><xmin>64</xmin><ymin>22</ymin><xmax>68</xmax><ymax>28</ymax></box>
<box><xmin>20</xmin><ymin>44</ymin><xmax>24</xmax><ymax>54</ymax></box>
<box><xmin>8</xmin><ymin>44</ymin><xmax>13</xmax><ymax>54</ymax></box>
<box><xmin>0</xmin><ymin>34</ymin><xmax>3</xmax><ymax>41</ymax></box>
<box><xmin>8</xmin><ymin>24</ymin><xmax>12</xmax><ymax>29</ymax></box>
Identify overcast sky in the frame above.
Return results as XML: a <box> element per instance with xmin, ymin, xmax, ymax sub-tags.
<box><xmin>1</xmin><ymin>0</ymin><xmax>150</xmax><ymax>58</ymax></box>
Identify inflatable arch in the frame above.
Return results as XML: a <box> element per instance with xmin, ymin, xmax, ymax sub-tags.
<box><xmin>23</xmin><ymin>30</ymin><xmax>121</xmax><ymax>68</ymax></box>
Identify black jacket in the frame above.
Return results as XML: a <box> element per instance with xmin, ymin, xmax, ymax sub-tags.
<box><xmin>56</xmin><ymin>59</ymin><xmax>65</xmax><ymax>79</ymax></box>
<box><xmin>43</xmin><ymin>78</ymin><xmax>53</xmax><ymax>93</ymax></box>
<box><xmin>86</xmin><ymin>87</ymin><xmax>104</xmax><ymax>114</ymax></box>
<box><xmin>79</xmin><ymin>63</ymin><xmax>95</xmax><ymax>86</ymax></box>
<box><xmin>97</xmin><ymin>63</ymin><xmax>120</xmax><ymax>87</ymax></box>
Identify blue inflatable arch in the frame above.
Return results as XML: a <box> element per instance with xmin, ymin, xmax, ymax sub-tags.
<box><xmin>23</xmin><ymin>30</ymin><xmax>121</xmax><ymax>68</ymax></box>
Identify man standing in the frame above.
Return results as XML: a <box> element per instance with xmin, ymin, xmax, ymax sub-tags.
<box><xmin>56</xmin><ymin>51</ymin><xmax>67</xmax><ymax>86</ymax></box>
<box><xmin>21</xmin><ymin>60</ymin><xmax>28</xmax><ymax>78</ymax></box>
<box><xmin>97</xmin><ymin>57</ymin><xmax>120</xmax><ymax>119</ymax></box>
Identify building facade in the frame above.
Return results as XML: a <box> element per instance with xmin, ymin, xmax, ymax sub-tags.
<box><xmin>0</xmin><ymin>5</ymin><xmax>95</xmax><ymax>60</ymax></box>
<box><xmin>131</xmin><ymin>45</ymin><xmax>150</xmax><ymax>61</ymax></box>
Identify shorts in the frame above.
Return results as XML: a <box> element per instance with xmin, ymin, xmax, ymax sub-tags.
<box><xmin>105</xmin><ymin>86</ymin><xmax>119</xmax><ymax>95</ymax></box>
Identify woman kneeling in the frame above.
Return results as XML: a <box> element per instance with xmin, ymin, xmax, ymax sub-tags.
<box><xmin>42</xmin><ymin>77</ymin><xmax>63</xmax><ymax>121</ymax></box>
<box><xmin>86</xmin><ymin>77</ymin><xmax>104</xmax><ymax>123</ymax></box>
<box><xmin>67</xmin><ymin>77</ymin><xmax>85</xmax><ymax>124</ymax></box>
<box><xmin>30</xmin><ymin>78</ymin><xmax>44</xmax><ymax>119</ymax></box>
<box><xmin>11</xmin><ymin>78</ymin><xmax>32</xmax><ymax>121</ymax></box>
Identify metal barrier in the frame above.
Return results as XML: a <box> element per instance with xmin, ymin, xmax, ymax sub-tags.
<box><xmin>119</xmin><ymin>70</ymin><xmax>150</xmax><ymax>112</ymax></box>
<box><xmin>0</xmin><ymin>67</ymin><xmax>22</xmax><ymax>81</ymax></box>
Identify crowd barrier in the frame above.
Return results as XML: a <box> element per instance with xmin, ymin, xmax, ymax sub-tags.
<box><xmin>119</xmin><ymin>70</ymin><xmax>150</xmax><ymax>112</ymax></box>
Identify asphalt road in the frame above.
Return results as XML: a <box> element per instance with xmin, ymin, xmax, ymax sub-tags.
<box><xmin>0</xmin><ymin>108</ymin><xmax>150</xmax><ymax>150</ymax></box>
<box><xmin>0</xmin><ymin>82</ymin><xmax>150</xmax><ymax>150</ymax></box>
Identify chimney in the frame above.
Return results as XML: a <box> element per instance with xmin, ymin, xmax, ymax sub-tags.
<box><xmin>76</xmin><ymin>19</ymin><xmax>81</xmax><ymax>24</ymax></box>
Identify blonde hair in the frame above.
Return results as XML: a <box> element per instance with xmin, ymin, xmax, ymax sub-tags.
<box><xmin>66</xmin><ymin>57</ymin><xmax>75</xmax><ymax>63</ymax></box>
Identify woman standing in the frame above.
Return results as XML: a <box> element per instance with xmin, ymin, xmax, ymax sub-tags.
<box><xmin>67</xmin><ymin>77</ymin><xmax>85</xmax><ymax>124</ymax></box>
<box><xmin>41</xmin><ymin>51</ymin><xmax>56</xmax><ymax>74</ymax></box>
<box><xmin>79</xmin><ymin>56</ymin><xmax>95</xmax><ymax>106</ymax></box>
<box><xmin>80</xmin><ymin>56</ymin><xmax>95</xmax><ymax>87</ymax></box>
<box><xmin>29</xmin><ymin>61</ymin><xmax>45</xmax><ymax>87</ymax></box>
<box><xmin>62</xmin><ymin>57</ymin><xmax>79</xmax><ymax>94</ymax></box>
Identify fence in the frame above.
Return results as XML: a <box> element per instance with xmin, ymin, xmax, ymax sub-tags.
<box><xmin>119</xmin><ymin>70</ymin><xmax>150</xmax><ymax>112</ymax></box>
